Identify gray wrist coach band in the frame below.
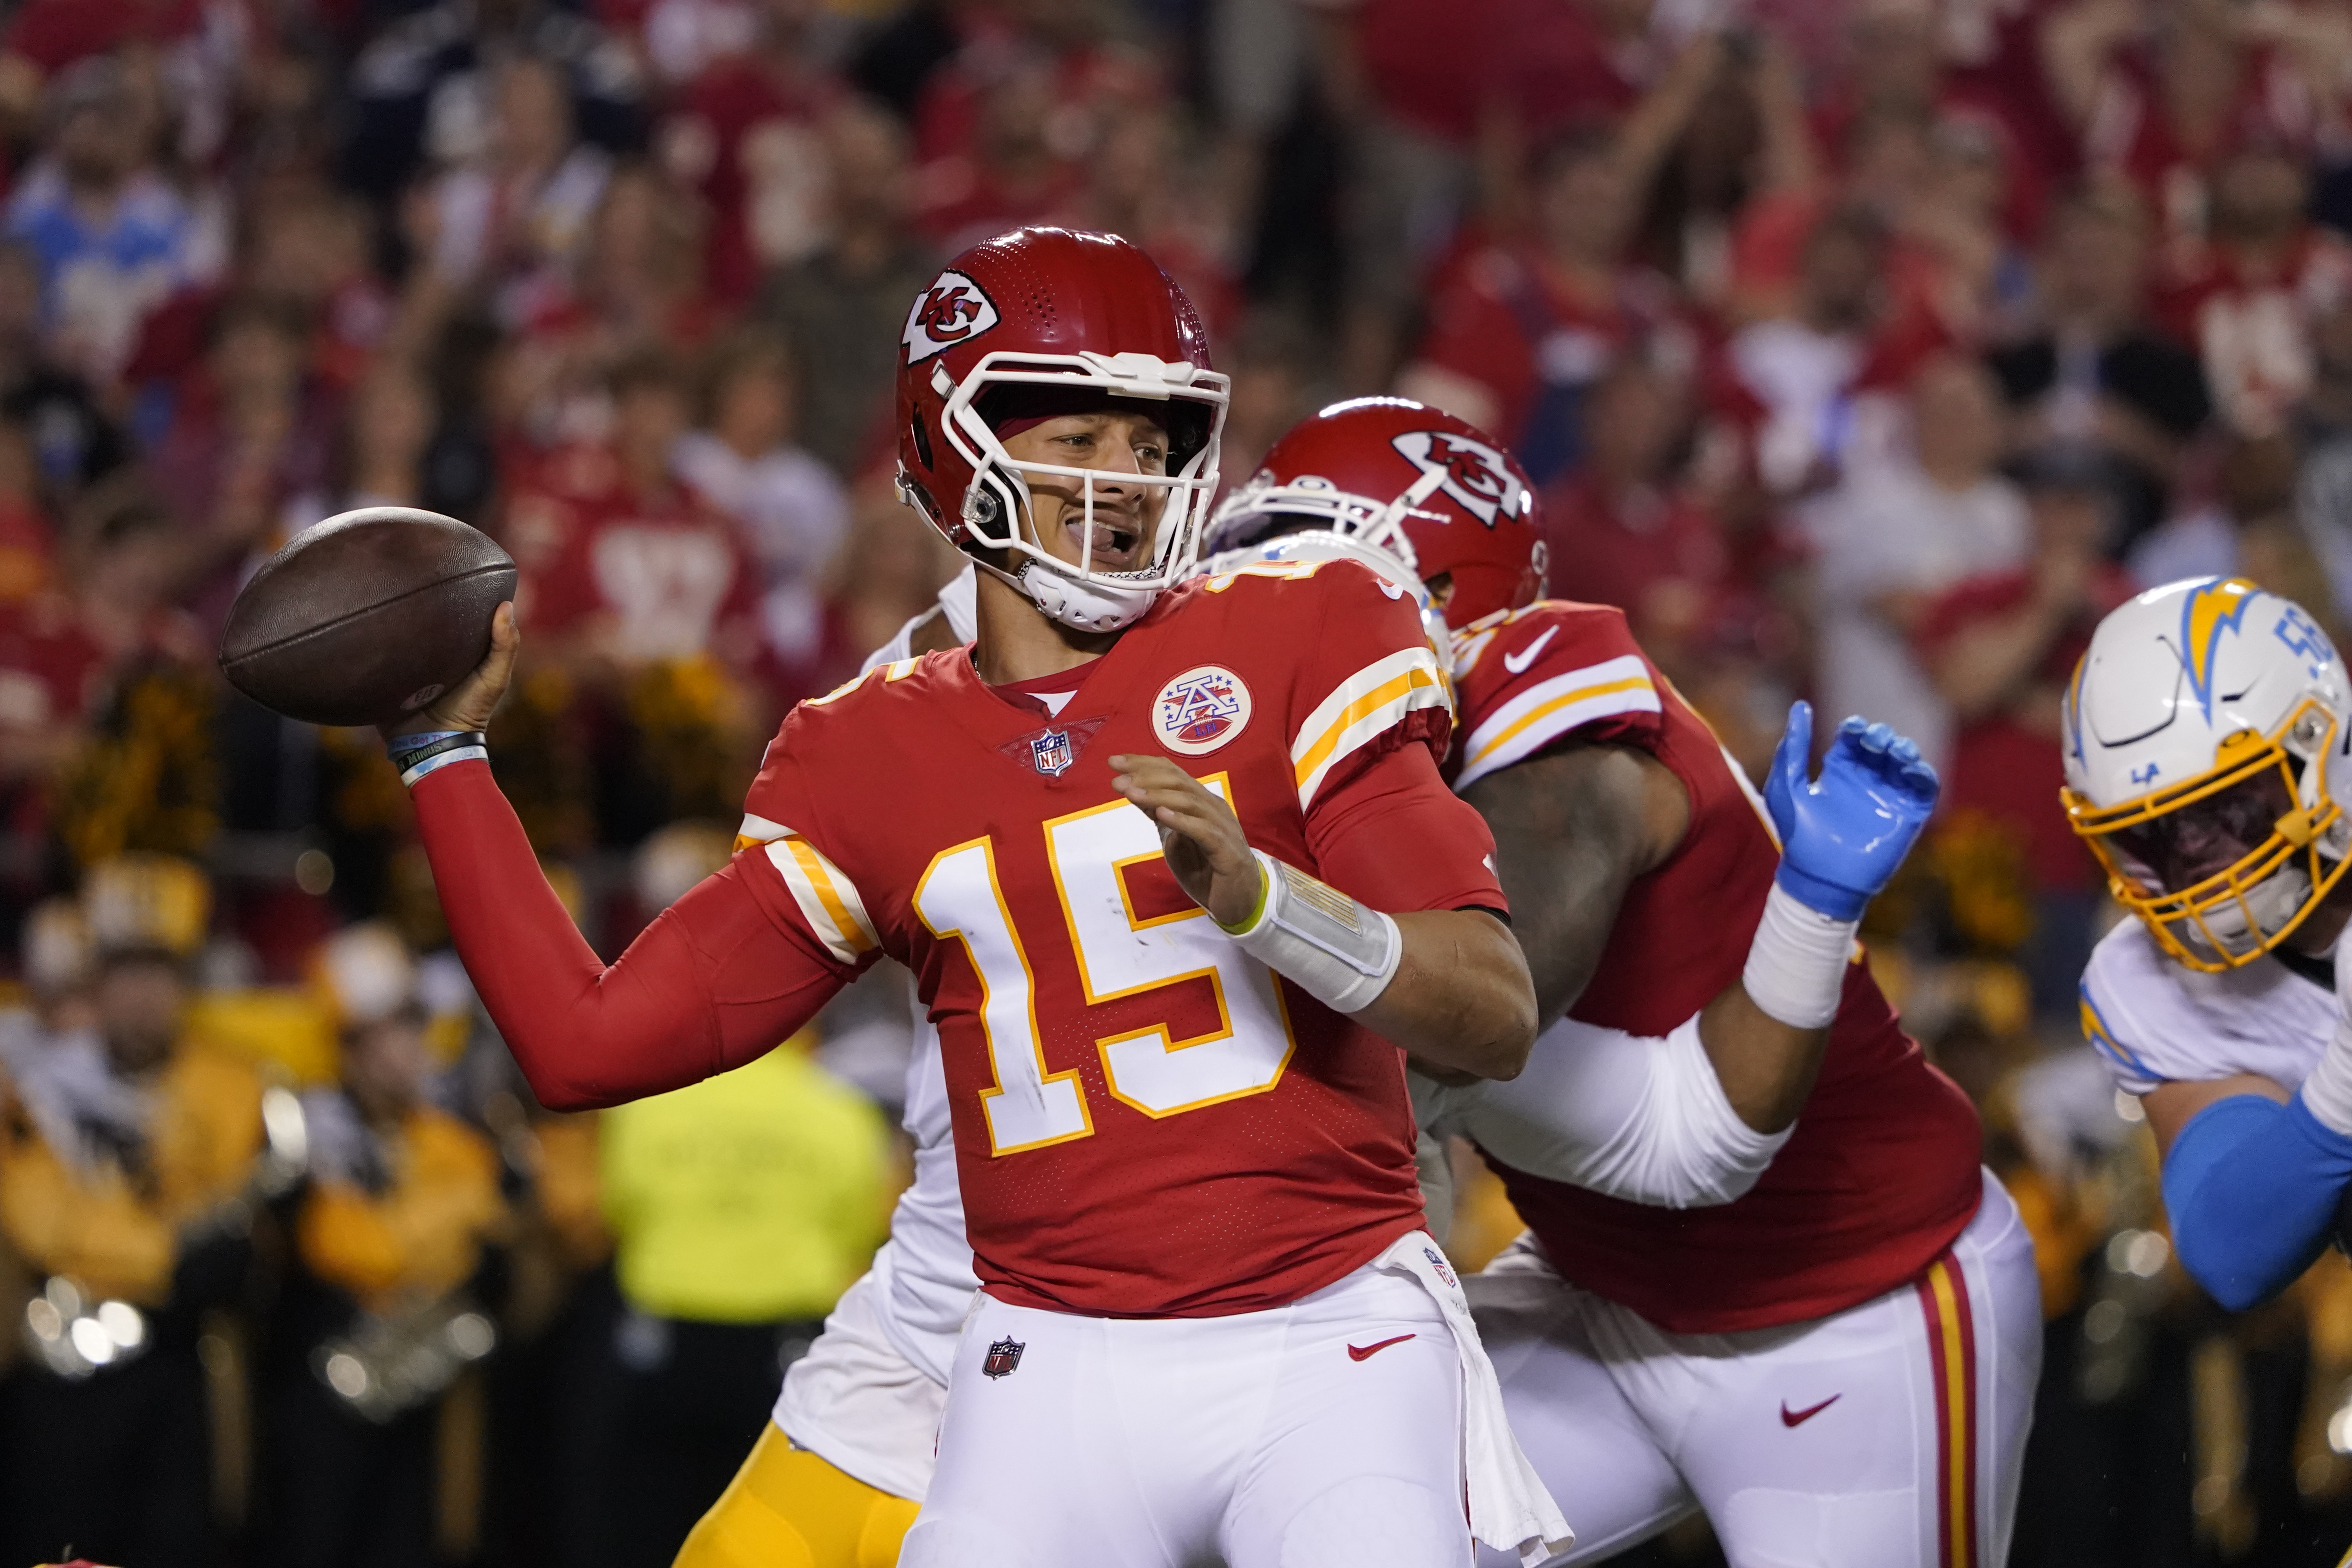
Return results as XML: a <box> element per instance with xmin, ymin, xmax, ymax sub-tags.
<box><xmin>1217</xmin><ymin>850</ymin><xmax>1402</xmax><ymax>1014</ymax></box>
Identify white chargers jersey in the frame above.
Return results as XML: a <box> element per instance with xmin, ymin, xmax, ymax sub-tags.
<box><xmin>2079</xmin><ymin>917</ymin><xmax>2337</xmax><ymax>1099</ymax></box>
<box><xmin>863</xmin><ymin>979</ymin><xmax>980</xmax><ymax>1384</ymax></box>
<box><xmin>831</xmin><ymin>564</ymin><xmax>982</xmax><ymax>1382</ymax></box>
<box><xmin>776</xmin><ymin>568</ymin><xmax>983</xmax><ymax>1484</ymax></box>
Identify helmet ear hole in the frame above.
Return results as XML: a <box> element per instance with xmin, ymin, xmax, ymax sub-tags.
<box><xmin>910</xmin><ymin>409</ymin><xmax>935</xmax><ymax>472</ymax></box>
<box><xmin>966</xmin><ymin>464</ymin><xmax>1024</xmax><ymax>545</ymax></box>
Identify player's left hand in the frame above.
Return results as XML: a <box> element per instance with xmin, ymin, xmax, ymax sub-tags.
<box><xmin>1108</xmin><ymin>754</ymin><xmax>1263</xmax><ymax>927</ymax></box>
<box><xmin>1763</xmin><ymin>701</ymin><xmax>1940</xmax><ymax>922</ymax></box>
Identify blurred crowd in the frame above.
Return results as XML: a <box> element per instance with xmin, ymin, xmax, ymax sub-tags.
<box><xmin>13</xmin><ymin>0</ymin><xmax>2352</xmax><ymax>1562</ymax></box>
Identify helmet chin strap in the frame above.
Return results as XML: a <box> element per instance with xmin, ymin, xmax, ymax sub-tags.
<box><xmin>997</xmin><ymin>557</ymin><xmax>1159</xmax><ymax>633</ymax></box>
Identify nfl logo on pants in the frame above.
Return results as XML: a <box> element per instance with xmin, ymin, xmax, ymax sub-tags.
<box><xmin>984</xmin><ymin>1337</ymin><xmax>1025</xmax><ymax>1379</ymax></box>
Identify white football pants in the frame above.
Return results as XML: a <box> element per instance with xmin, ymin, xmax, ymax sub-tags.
<box><xmin>900</xmin><ymin>1255</ymin><xmax>1470</xmax><ymax>1568</ymax></box>
<box><xmin>1472</xmin><ymin>1168</ymin><xmax>2040</xmax><ymax>1568</ymax></box>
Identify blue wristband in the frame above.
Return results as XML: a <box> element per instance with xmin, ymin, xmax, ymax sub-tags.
<box><xmin>387</xmin><ymin>730</ymin><xmax>487</xmax><ymax>787</ymax></box>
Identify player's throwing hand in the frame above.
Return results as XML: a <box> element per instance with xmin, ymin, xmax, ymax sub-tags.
<box><xmin>379</xmin><ymin>601</ymin><xmax>522</xmax><ymax>743</ymax></box>
<box><xmin>1763</xmin><ymin>702</ymin><xmax>1941</xmax><ymax>921</ymax></box>
<box><xmin>1108</xmin><ymin>753</ymin><xmax>1263</xmax><ymax>926</ymax></box>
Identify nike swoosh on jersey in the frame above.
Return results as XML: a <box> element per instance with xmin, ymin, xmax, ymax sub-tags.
<box><xmin>1780</xmin><ymin>1395</ymin><xmax>1840</xmax><ymax>1427</ymax></box>
<box><xmin>1347</xmin><ymin>1333</ymin><xmax>1417</xmax><ymax>1361</ymax></box>
<box><xmin>1503</xmin><ymin>626</ymin><xmax>1560</xmax><ymax>675</ymax></box>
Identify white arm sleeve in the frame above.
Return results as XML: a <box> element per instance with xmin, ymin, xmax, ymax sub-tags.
<box><xmin>1415</xmin><ymin>1011</ymin><xmax>1793</xmax><ymax>1210</ymax></box>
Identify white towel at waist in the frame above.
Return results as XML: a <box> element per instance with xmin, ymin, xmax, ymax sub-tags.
<box><xmin>1375</xmin><ymin>1230</ymin><xmax>1574</xmax><ymax>1567</ymax></box>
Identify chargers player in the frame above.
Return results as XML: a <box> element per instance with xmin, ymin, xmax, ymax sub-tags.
<box><xmin>2069</xmin><ymin>577</ymin><xmax>2352</xmax><ymax>1312</ymax></box>
<box><xmin>383</xmin><ymin>229</ymin><xmax>1569</xmax><ymax>1568</ymax></box>
<box><xmin>1204</xmin><ymin>398</ymin><xmax>2045</xmax><ymax>1568</ymax></box>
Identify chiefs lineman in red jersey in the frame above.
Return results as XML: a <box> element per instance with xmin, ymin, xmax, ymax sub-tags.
<box><xmin>1204</xmin><ymin>398</ymin><xmax>2043</xmax><ymax>1568</ymax></box>
<box><xmin>378</xmin><ymin>231</ymin><xmax>1571</xmax><ymax>1568</ymax></box>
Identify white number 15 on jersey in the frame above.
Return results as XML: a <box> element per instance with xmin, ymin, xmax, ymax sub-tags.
<box><xmin>911</xmin><ymin>776</ymin><xmax>1299</xmax><ymax>1155</ymax></box>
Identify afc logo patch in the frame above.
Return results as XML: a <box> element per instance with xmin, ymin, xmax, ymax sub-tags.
<box><xmin>983</xmin><ymin>1336</ymin><xmax>1025</xmax><ymax>1378</ymax></box>
<box><xmin>1154</xmin><ymin>665</ymin><xmax>1251</xmax><ymax>755</ymax></box>
<box><xmin>903</xmin><ymin>270</ymin><xmax>1001</xmax><ymax>363</ymax></box>
<box><xmin>1390</xmin><ymin>430</ymin><xmax>1530</xmax><ymax>527</ymax></box>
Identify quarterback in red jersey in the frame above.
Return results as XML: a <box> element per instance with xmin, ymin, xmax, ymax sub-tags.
<box><xmin>1206</xmin><ymin>398</ymin><xmax>2043</xmax><ymax>1568</ymax></box>
<box><xmin>382</xmin><ymin>229</ymin><xmax>1568</xmax><ymax>1568</ymax></box>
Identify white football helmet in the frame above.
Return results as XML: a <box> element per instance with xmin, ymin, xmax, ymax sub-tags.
<box><xmin>2063</xmin><ymin>576</ymin><xmax>2352</xmax><ymax>971</ymax></box>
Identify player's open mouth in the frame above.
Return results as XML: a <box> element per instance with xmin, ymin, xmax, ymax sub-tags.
<box><xmin>1070</xmin><ymin>515</ymin><xmax>1144</xmax><ymax>569</ymax></box>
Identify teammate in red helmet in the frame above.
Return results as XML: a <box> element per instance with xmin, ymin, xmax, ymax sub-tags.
<box><xmin>383</xmin><ymin>233</ymin><xmax>1567</xmax><ymax>1567</ymax></box>
<box><xmin>1205</xmin><ymin>396</ymin><xmax>2042</xmax><ymax>1568</ymax></box>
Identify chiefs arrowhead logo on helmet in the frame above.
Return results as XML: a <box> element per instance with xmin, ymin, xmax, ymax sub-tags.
<box><xmin>903</xmin><ymin>271</ymin><xmax>1002</xmax><ymax>364</ymax></box>
<box><xmin>1390</xmin><ymin>430</ymin><xmax>1529</xmax><ymax>528</ymax></box>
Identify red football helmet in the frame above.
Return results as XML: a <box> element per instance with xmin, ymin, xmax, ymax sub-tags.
<box><xmin>896</xmin><ymin>227</ymin><xmax>1230</xmax><ymax>632</ymax></box>
<box><xmin>1206</xmin><ymin>397</ymin><xmax>1546</xmax><ymax>628</ymax></box>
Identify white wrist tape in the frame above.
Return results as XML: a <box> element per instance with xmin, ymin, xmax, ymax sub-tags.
<box><xmin>1741</xmin><ymin>882</ymin><xmax>1858</xmax><ymax>1030</ymax></box>
<box><xmin>2304</xmin><ymin>1014</ymin><xmax>2352</xmax><ymax>1138</ymax></box>
<box><xmin>1220</xmin><ymin>850</ymin><xmax>1402</xmax><ymax>1015</ymax></box>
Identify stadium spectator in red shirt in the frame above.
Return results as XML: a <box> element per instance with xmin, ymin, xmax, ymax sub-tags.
<box><xmin>129</xmin><ymin>185</ymin><xmax>395</xmax><ymax>404</ymax></box>
<box><xmin>500</xmin><ymin>347</ymin><xmax>765</xmax><ymax>844</ymax></box>
<box><xmin>1801</xmin><ymin>350</ymin><xmax>2029</xmax><ymax>777</ymax></box>
<box><xmin>753</xmin><ymin>100</ymin><xmax>935</xmax><ymax>479</ymax></box>
<box><xmin>1917</xmin><ymin>443</ymin><xmax>2134</xmax><ymax>1012</ymax></box>
<box><xmin>657</xmin><ymin>0</ymin><xmax>848</xmax><ymax>304</ymax></box>
<box><xmin>506</xmin><ymin>163</ymin><xmax>727</xmax><ymax>443</ymax></box>
<box><xmin>1543</xmin><ymin>358</ymin><xmax>1728</xmax><ymax>643</ymax></box>
<box><xmin>675</xmin><ymin>330</ymin><xmax>848</xmax><ymax>686</ymax></box>
<box><xmin>1727</xmin><ymin>203</ymin><xmax>1889</xmax><ymax>495</ymax></box>
<box><xmin>1397</xmin><ymin>108</ymin><xmax>1696</xmax><ymax>483</ymax></box>
<box><xmin>1319</xmin><ymin>0</ymin><xmax>1657</xmax><ymax>391</ymax></box>
<box><xmin>507</xmin><ymin>349</ymin><xmax>760</xmax><ymax>679</ymax></box>
<box><xmin>2043</xmin><ymin>0</ymin><xmax>2343</xmax><ymax>255</ymax></box>
<box><xmin>144</xmin><ymin>297</ymin><xmax>339</xmax><ymax>594</ymax></box>
<box><xmin>417</xmin><ymin>55</ymin><xmax>613</xmax><ymax>327</ymax></box>
<box><xmin>907</xmin><ymin>0</ymin><xmax>1162</xmax><ymax>250</ymax></box>
<box><xmin>2154</xmin><ymin>143</ymin><xmax>2352</xmax><ymax>439</ymax></box>
<box><xmin>1985</xmin><ymin>183</ymin><xmax>2212</xmax><ymax>550</ymax></box>
<box><xmin>1807</xmin><ymin>0</ymin><xmax>2059</xmax><ymax>246</ymax></box>
<box><xmin>0</xmin><ymin>496</ymin><xmax>197</xmax><ymax>839</ymax></box>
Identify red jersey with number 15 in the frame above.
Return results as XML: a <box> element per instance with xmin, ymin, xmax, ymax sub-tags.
<box><xmin>1446</xmin><ymin>600</ymin><xmax>1984</xmax><ymax>1333</ymax></box>
<box><xmin>735</xmin><ymin>559</ymin><xmax>1505</xmax><ymax>1319</ymax></box>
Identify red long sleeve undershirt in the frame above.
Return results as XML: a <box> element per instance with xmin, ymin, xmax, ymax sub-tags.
<box><xmin>410</xmin><ymin>758</ymin><xmax>849</xmax><ymax>1112</ymax></box>
<box><xmin>411</xmin><ymin>736</ymin><xmax>1500</xmax><ymax>1116</ymax></box>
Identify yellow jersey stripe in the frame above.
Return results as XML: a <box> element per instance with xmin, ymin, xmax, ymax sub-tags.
<box><xmin>1293</xmin><ymin>669</ymin><xmax>1426</xmax><ymax>784</ymax></box>
<box><xmin>763</xmin><ymin>834</ymin><xmax>878</xmax><ymax>965</ymax></box>
<box><xmin>1453</xmin><ymin>656</ymin><xmax>1660</xmax><ymax>793</ymax></box>
<box><xmin>1290</xmin><ymin>648</ymin><xmax>1450</xmax><ymax>808</ymax></box>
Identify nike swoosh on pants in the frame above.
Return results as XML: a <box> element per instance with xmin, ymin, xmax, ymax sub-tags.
<box><xmin>1347</xmin><ymin>1333</ymin><xmax>1417</xmax><ymax>1362</ymax></box>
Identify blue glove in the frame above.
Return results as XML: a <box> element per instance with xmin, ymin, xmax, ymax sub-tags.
<box><xmin>1763</xmin><ymin>702</ymin><xmax>1941</xmax><ymax>922</ymax></box>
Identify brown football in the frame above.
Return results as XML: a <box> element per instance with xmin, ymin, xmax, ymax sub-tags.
<box><xmin>218</xmin><ymin>507</ymin><xmax>517</xmax><ymax>727</ymax></box>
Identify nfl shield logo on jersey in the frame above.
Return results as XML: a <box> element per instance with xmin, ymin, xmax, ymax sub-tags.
<box><xmin>1032</xmin><ymin>730</ymin><xmax>1074</xmax><ymax>777</ymax></box>
<box><xmin>1154</xmin><ymin>665</ymin><xmax>1252</xmax><ymax>755</ymax></box>
<box><xmin>1424</xmin><ymin>1247</ymin><xmax>1457</xmax><ymax>1289</ymax></box>
<box><xmin>983</xmin><ymin>1336</ymin><xmax>1025</xmax><ymax>1379</ymax></box>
